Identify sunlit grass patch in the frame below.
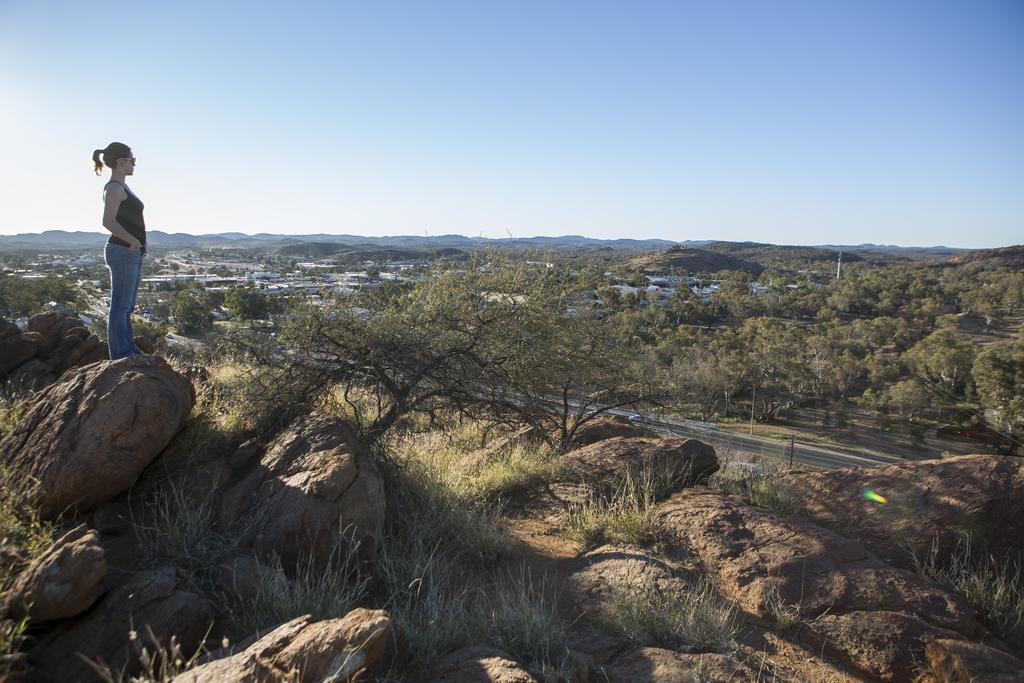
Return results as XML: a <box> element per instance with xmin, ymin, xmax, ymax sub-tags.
<box><xmin>0</xmin><ymin>382</ymin><xmax>30</xmax><ymax>441</ymax></box>
<box><xmin>565</xmin><ymin>469</ymin><xmax>666</xmax><ymax>550</ymax></box>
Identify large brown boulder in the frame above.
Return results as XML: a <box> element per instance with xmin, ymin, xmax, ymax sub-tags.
<box><xmin>0</xmin><ymin>317</ymin><xmax>19</xmax><ymax>339</ymax></box>
<box><xmin>27</xmin><ymin>311</ymin><xmax>89</xmax><ymax>353</ymax></box>
<box><xmin>4</xmin><ymin>525</ymin><xmax>106</xmax><ymax>623</ymax></box>
<box><xmin>29</xmin><ymin>566</ymin><xmax>213</xmax><ymax>683</ymax></box>
<box><xmin>216</xmin><ymin>412</ymin><xmax>385</xmax><ymax>572</ymax></box>
<box><xmin>173</xmin><ymin>609</ymin><xmax>397</xmax><ymax>683</ymax></box>
<box><xmin>561</xmin><ymin>437</ymin><xmax>718</xmax><ymax>497</ymax></box>
<box><xmin>657</xmin><ymin>491</ymin><xmax>995</xmax><ymax>681</ymax></box>
<box><xmin>924</xmin><ymin>639</ymin><xmax>1024</xmax><ymax>683</ymax></box>
<box><xmin>0</xmin><ymin>356</ymin><xmax>195</xmax><ymax>519</ymax></box>
<box><xmin>658</xmin><ymin>491</ymin><xmax>981</xmax><ymax>633</ymax></box>
<box><xmin>565</xmin><ymin>415</ymin><xmax>653</xmax><ymax>448</ymax></box>
<box><xmin>785</xmin><ymin>455</ymin><xmax>1024</xmax><ymax>566</ymax></box>
<box><xmin>432</xmin><ymin>646</ymin><xmax>539</xmax><ymax>683</ymax></box>
<box><xmin>0</xmin><ymin>331</ymin><xmax>38</xmax><ymax>376</ymax></box>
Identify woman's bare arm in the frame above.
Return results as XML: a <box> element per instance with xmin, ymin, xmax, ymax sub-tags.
<box><xmin>101</xmin><ymin>183</ymin><xmax>141</xmax><ymax>249</ymax></box>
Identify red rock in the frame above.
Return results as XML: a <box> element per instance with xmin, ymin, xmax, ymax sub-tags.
<box><xmin>600</xmin><ymin>647</ymin><xmax>756</xmax><ymax>682</ymax></box>
<box><xmin>562</xmin><ymin>437</ymin><xmax>718</xmax><ymax>497</ymax></box>
<box><xmin>657</xmin><ymin>491</ymin><xmax>989</xmax><ymax>681</ymax></box>
<box><xmin>216</xmin><ymin>412</ymin><xmax>385</xmax><ymax>572</ymax></box>
<box><xmin>173</xmin><ymin>609</ymin><xmax>397</xmax><ymax>683</ymax></box>
<box><xmin>784</xmin><ymin>455</ymin><xmax>1024</xmax><ymax>566</ymax></box>
<box><xmin>0</xmin><ymin>356</ymin><xmax>195</xmax><ymax>519</ymax></box>
<box><xmin>30</xmin><ymin>566</ymin><xmax>213</xmax><ymax>683</ymax></box>
<box><xmin>924</xmin><ymin>638</ymin><xmax>1024</xmax><ymax>683</ymax></box>
<box><xmin>432</xmin><ymin>646</ymin><xmax>539</xmax><ymax>682</ymax></box>
<box><xmin>4</xmin><ymin>524</ymin><xmax>106</xmax><ymax>623</ymax></box>
<box><xmin>564</xmin><ymin>415</ymin><xmax>653</xmax><ymax>448</ymax></box>
<box><xmin>0</xmin><ymin>332</ymin><xmax>38</xmax><ymax>375</ymax></box>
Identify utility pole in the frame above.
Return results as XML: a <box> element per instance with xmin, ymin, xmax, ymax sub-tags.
<box><xmin>749</xmin><ymin>385</ymin><xmax>756</xmax><ymax>436</ymax></box>
<box><xmin>789</xmin><ymin>435</ymin><xmax>795</xmax><ymax>468</ymax></box>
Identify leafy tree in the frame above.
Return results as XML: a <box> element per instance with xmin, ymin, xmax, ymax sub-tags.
<box><xmin>171</xmin><ymin>290</ymin><xmax>214</xmax><ymax>333</ymax></box>
<box><xmin>663</xmin><ymin>347</ymin><xmax>740</xmax><ymax>421</ymax></box>
<box><xmin>887</xmin><ymin>378</ymin><xmax>932</xmax><ymax>422</ymax></box>
<box><xmin>0</xmin><ymin>272</ymin><xmax>81</xmax><ymax>316</ymax></box>
<box><xmin>972</xmin><ymin>337</ymin><xmax>1024</xmax><ymax>437</ymax></box>
<box><xmin>903</xmin><ymin>325</ymin><xmax>975</xmax><ymax>398</ymax></box>
<box><xmin>224</xmin><ymin>286</ymin><xmax>270</xmax><ymax>321</ymax></box>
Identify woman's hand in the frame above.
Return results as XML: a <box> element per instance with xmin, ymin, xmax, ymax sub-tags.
<box><xmin>127</xmin><ymin>237</ymin><xmax>143</xmax><ymax>251</ymax></box>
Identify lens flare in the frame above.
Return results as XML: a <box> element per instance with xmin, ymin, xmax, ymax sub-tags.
<box><xmin>864</xmin><ymin>489</ymin><xmax>887</xmax><ymax>504</ymax></box>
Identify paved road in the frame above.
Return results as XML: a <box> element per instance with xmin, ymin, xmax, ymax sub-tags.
<box><xmin>607</xmin><ymin>408</ymin><xmax>905</xmax><ymax>470</ymax></box>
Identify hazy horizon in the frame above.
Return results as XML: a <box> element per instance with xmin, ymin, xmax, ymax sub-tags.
<box><xmin>0</xmin><ymin>227</ymin><xmax>1008</xmax><ymax>251</ymax></box>
<box><xmin>2</xmin><ymin>1</ymin><xmax>1021</xmax><ymax>249</ymax></box>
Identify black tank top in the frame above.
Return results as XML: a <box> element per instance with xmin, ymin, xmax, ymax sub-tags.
<box><xmin>105</xmin><ymin>180</ymin><xmax>146</xmax><ymax>251</ymax></box>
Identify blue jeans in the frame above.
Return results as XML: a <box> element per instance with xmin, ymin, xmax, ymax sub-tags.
<box><xmin>105</xmin><ymin>243</ymin><xmax>144</xmax><ymax>359</ymax></box>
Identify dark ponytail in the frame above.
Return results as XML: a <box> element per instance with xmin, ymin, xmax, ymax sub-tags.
<box><xmin>92</xmin><ymin>142</ymin><xmax>132</xmax><ymax>175</ymax></box>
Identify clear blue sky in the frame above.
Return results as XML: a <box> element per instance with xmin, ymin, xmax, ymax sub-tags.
<box><xmin>1</xmin><ymin>1</ymin><xmax>1022</xmax><ymax>247</ymax></box>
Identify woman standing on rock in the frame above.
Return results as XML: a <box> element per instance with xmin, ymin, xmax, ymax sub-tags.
<box><xmin>92</xmin><ymin>142</ymin><xmax>147</xmax><ymax>359</ymax></box>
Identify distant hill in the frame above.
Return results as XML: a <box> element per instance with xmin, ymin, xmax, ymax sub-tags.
<box><xmin>700</xmin><ymin>241</ymin><xmax>864</xmax><ymax>265</ymax></box>
<box><xmin>0</xmin><ymin>230</ymin><xmax>676</xmax><ymax>253</ymax></box>
<box><xmin>628</xmin><ymin>246</ymin><xmax>764</xmax><ymax>275</ymax></box>
<box><xmin>0</xmin><ymin>230</ymin><xmax>992</xmax><ymax>263</ymax></box>
<box><xmin>818</xmin><ymin>243</ymin><xmax>971</xmax><ymax>260</ymax></box>
<box><xmin>951</xmin><ymin>244</ymin><xmax>1024</xmax><ymax>270</ymax></box>
<box><xmin>274</xmin><ymin>241</ymin><xmax>468</xmax><ymax>262</ymax></box>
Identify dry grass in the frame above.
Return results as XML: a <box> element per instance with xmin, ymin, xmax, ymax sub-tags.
<box><xmin>0</xmin><ymin>383</ymin><xmax>29</xmax><ymax>441</ymax></box>
<box><xmin>387</xmin><ymin>421</ymin><xmax>561</xmax><ymax>510</ymax></box>
<box><xmin>229</xmin><ymin>547</ymin><xmax>368</xmax><ymax>638</ymax></box>
<box><xmin>565</xmin><ymin>468</ymin><xmax>667</xmax><ymax>550</ymax></box>
<box><xmin>0</xmin><ymin>616</ymin><xmax>30</xmax><ymax>681</ymax></box>
<box><xmin>133</xmin><ymin>475</ymin><xmax>242</xmax><ymax>595</ymax></box>
<box><xmin>762</xmin><ymin>583</ymin><xmax>803</xmax><ymax>630</ymax></box>
<box><xmin>0</xmin><ymin>465</ymin><xmax>53</xmax><ymax>680</ymax></box>
<box><xmin>371</xmin><ymin>419</ymin><xmax>572</xmax><ymax>680</ymax></box>
<box><xmin>912</xmin><ymin>534</ymin><xmax>1024</xmax><ymax>646</ymax></box>
<box><xmin>83</xmin><ymin>624</ymin><xmax>210</xmax><ymax>683</ymax></box>
<box><xmin>595</xmin><ymin>576</ymin><xmax>739</xmax><ymax>652</ymax></box>
<box><xmin>709</xmin><ymin>456</ymin><xmax>803</xmax><ymax>516</ymax></box>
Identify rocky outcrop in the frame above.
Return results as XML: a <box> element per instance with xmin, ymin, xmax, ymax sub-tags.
<box><xmin>216</xmin><ymin>412</ymin><xmax>385</xmax><ymax>572</ymax></box>
<box><xmin>564</xmin><ymin>415</ymin><xmax>653</xmax><ymax>448</ymax></box>
<box><xmin>561</xmin><ymin>437</ymin><xmax>718</xmax><ymax>496</ymax></box>
<box><xmin>29</xmin><ymin>566</ymin><xmax>213</xmax><ymax>683</ymax></box>
<box><xmin>432</xmin><ymin>646</ymin><xmax>539</xmax><ymax>683</ymax></box>
<box><xmin>785</xmin><ymin>455</ymin><xmax>1024</xmax><ymax>566</ymax></box>
<box><xmin>0</xmin><ymin>323</ymin><xmax>38</xmax><ymax>376</ymax></box>
<box><xmin>4</xmin><ymin>525</ymin><xmax>106</xmax><ymax>623</ymax></box>
<box><xmin>657</xmin><ymin>490</ymin><xmax>995</xmax><ymax>681</ymax></box>
<box><xmin>0</xmin><ymin>356</ymin><xmax>195</xmax><ymax>519</ymax></box>
<box><xmin>173</xmin><ymin>609</ymin><xmax>397</xmax><ymax>683</ymax></box>
<box><xmin>924</xmin><ymin>639</ymin><xmax>1024</xmax><ymax>683</ymax></box>
<box><xmin>600</xmin><ymin>647</ymin><xmax>756</xmax><ymax>682</ymax></box>
<box><xmin>0</xmin><ymin>313</ymin><xmax>115</xmax><ymax>386</ymax></box>
<box><xmin>567</xmin><ymin>545</ymin><xmax>690</xmax><ymax>620</ymax></box>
